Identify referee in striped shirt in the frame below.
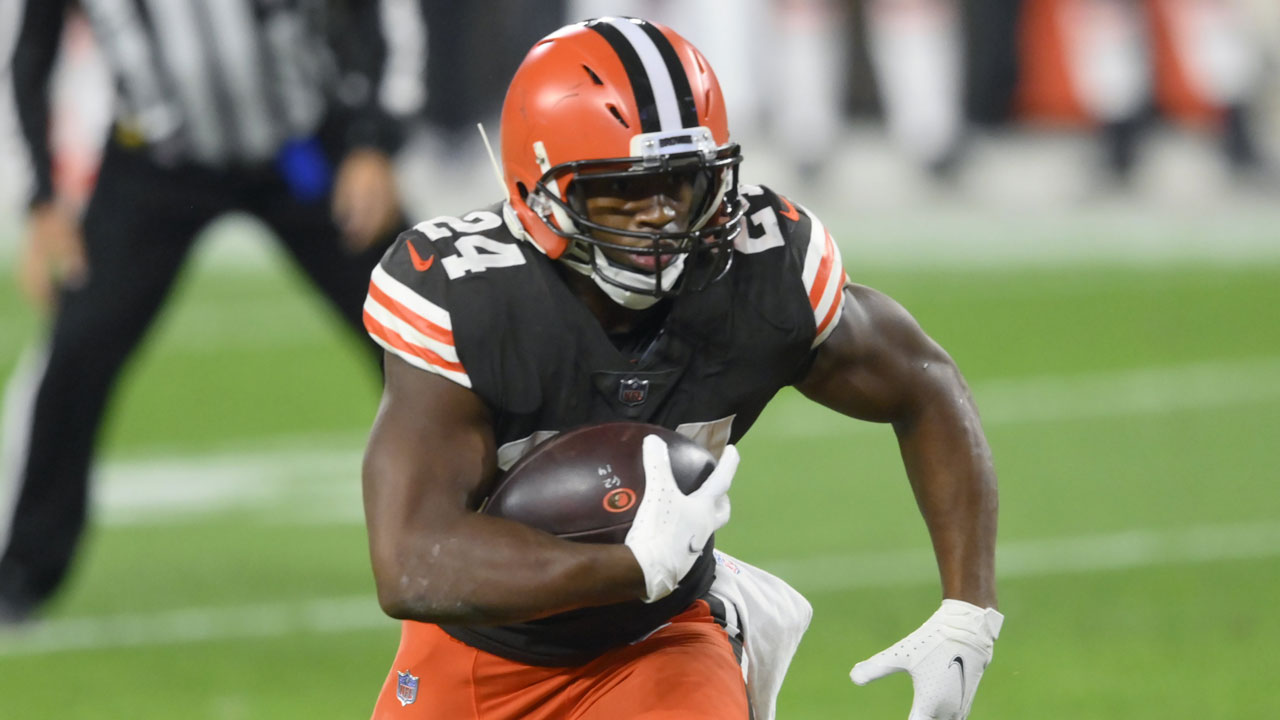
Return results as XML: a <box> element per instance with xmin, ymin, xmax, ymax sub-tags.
<box><xmin>2</xmin><ymin>0</ymin><xmax>409</xmax><ymax>623</ymax></box>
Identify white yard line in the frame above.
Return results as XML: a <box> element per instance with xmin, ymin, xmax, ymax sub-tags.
<box><xmin>766</xmin><ymin>521</ymin><xmax>1280</xmax><ymax>593</ymax></box>
<box><xmin>761</xmin><ymin>356</ymin><xmax>1280</xmax><ymax>438</ymax></box>
<box><xmin>94</xmin><ymin>442</ymin><xmax>364</xmax><ymax>525</ymax></box>
<box><xmin>970</xmin><ymin>357</ymin><xmax>1280</xmax><ymax>424</ymax></box>
<box><xmin>2</xmin><ymin>521</ymin><xmax>1277</xmax><ymax>657</ymax></box>
<box><xmin>0</xmin><ymin>596</ymin><xmax>390</xmax><ymax>657</ymax></box>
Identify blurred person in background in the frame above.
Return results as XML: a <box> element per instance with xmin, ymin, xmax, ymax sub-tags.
<box><xmin>1018</xmin><ymin>0</ymin><xmax>1272</xmax><ymax>184</ymax></box>
<box><xmin>392</xmin><ymin>0</ymin><xmax>564</xmax><ymax>217</ymax></box>
<box><xmin>1138</xmin><ymin>0</ymin><xmax>1272</xmax><ymax>181</ymax></box>
<box><xmin>858</xmin><ymin>0</ymin><xmax>1276</xmax><ymax>187</ymax></box>
<box><xmin>845</xmin><ymin>0</ymin><xmax>1026</xmax><ymax>182</ymax></box>
<box><xmin>863</xmin><ymin>0</ymin><xmax>969</xmax><ymax>178</ymax></box>
<box><xmin>416</xmin><ymin>0</ymin><xmax>565</xmax><ymax>152</ymax></box>
<box><xmin>0</xmin><ymin>0</ymin><xmax>410</xmax><ymax>624</ymax></box>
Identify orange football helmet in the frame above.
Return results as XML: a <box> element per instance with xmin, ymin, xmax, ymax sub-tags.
<box><xmin>500</xmin><ymin>17</ymin><xmax>744</xmax><ymax>306</ymax></box>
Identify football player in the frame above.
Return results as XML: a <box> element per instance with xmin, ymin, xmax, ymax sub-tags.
<box><xmin>361</xmin><ymin>16</ymin><xmax>1002</xmax><ymax>720</ymax></box>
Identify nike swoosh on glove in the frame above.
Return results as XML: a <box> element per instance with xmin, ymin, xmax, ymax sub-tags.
<box><xmin>849</xmin><ymin>599</ymin><xmax>1004</xmax><ymax>720</ymax></box>
<box><xmin>624</xmin><ymin>436</ymin><xmax>737</xmax><ymax>603</ymax></box>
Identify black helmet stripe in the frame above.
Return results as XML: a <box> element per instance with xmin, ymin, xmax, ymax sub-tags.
<box><xmin>635</xmin><ymin>20</ymin><xmax>699</xmax><ymax>130</ymax></box>
<box><xmin>586</xmin><ymin>20</ymin><xmax>660</xmax><ymax>132</ymax></box>
<box><xmin>586</xmin><ymin>18</ymin><xmax>698</xmax><ymax>133</ymax></box>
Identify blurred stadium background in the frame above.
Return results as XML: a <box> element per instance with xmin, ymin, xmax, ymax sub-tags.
<box><xmin>2</xmin><ymin>1</ymin><xmax>1279</xmax><ymax>718</ymax></box>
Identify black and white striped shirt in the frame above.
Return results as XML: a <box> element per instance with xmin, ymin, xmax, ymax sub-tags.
<box><xmin>11</xmin><ymin>0</ymin><xmax>401</xmax><ymax>206</ymax></box>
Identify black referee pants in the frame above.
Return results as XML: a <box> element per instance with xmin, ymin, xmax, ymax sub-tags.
<box><xmin>0</xmin><ymin>138</ymin><xmax>393</xmax><ymax>612</ymax></box>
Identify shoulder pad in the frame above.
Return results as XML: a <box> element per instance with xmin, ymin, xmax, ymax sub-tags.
<box><xmin>736</xmin><ymin>185</ymin><xmax>847</xmax><ymax>347</ymax></box>
<box><xmin>363</xmin><ymin>206</ymin><xmax>520</xmax><ymax>388</ymax></box>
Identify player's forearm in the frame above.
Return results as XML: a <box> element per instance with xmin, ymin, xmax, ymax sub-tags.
<box><xmin>368</xmin><ymin>514</ymin><xmax>646</xmax><ymax>625</ymax></box>
<box><xmin>893</xmin><ymin>364</ymin><xmax>999</xmax><ymax>608</ymax></box>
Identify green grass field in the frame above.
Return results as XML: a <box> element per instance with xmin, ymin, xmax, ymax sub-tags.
<box><xmin>1</xmin><ymin>215</ymin><xmax>1278</xmax><ymax>719</ymax></box>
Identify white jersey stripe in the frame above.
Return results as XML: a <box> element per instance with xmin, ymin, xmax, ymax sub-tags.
<box><xmin>367</xmin><ymin>332</ymin><xmax>472</xmax><ymax>389</ymax></box>
<box><xmin>814</xmin><ymin>308</ymin><xmax>844</xmax><ymax>345</ymax></box>
<box><xmin>370</xmin><ymin>265</ymin><xmax>454</xmax><ymax>331</ymax></box>
<box><xmin>363</xmin><ymin>296</ymin><xmax>460</xmax><ymax>364</ymax></box>
<box><xmin>363</xmin><ymin>295</ymin><xmax>471</xmax><ymax>389</ymax></box>
<box><xmin>812</xmin><ymin>255</ymin><xmax>844</xmax><ymax>321</ymax></box>
<box><xmin>812</xmin><ymin>273</ymin><xmax>846</xmax><ymax>348</ymax></box>
<box><xmin>796</xmin><ymin>204</ymin><xmax>846</xmax><ymax>347</ymax></box>
<box><xmin>602</xmin><ymin>17</ymin><xmax>682</xmax><ymax>131</ymax></box>
<box><xmin>798</xmin><ymin>203</ymin><xmax>829</xmax><ymax>294</ymax></box>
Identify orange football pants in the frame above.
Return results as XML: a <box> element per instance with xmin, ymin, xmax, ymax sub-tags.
<box><xmin>371</xmin><ymin>601</ymin><xmax>749</xmax><ymax>719</ymax></box>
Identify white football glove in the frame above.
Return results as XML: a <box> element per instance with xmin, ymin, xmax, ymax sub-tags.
<box><xmin>850</xmin><ymin>599</ymin><xmax>1004</xmax><ymax>720</ymax></box>
<box><xmin>624</xmin><ymin>436</ymin><xmax>737</xmax><ymax>603</ymax></box>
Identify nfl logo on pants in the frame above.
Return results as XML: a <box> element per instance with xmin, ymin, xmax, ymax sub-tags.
<box><xmin>396</xmin><ymin>670</ymin><xmax>419</xmax><ymax>706</ymax></box>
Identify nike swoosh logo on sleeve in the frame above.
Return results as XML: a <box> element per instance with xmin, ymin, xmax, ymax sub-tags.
<box><xmin>778</xmin><ymin>196</ymin><xmax>800</xmax><ymax>221</ymax></box>
<box><xmin>406</xmin><ymin>240</ymin><xmax>435</xmax><ymax>272</ymax></box>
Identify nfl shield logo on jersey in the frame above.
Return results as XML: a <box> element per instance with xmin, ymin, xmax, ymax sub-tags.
<box><xmin>618</xmin><ymin>377</ymin><xmax>649</xmax><ymax>407</ymax></box>
<box><xmin>396</xmin><ymin>670</ymin><xmax>419</xmax><ymax>706</ymax></box>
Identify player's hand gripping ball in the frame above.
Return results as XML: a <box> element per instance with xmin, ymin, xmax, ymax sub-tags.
<box><xmin>483</xmin><ymin>422</ymin><xmax>738</xmax><ymax>602</ymax></box>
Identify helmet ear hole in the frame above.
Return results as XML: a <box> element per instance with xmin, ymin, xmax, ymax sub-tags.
<box><xmin>516</xmin><ymin>182</ymin><xmax>530</xmax><ymax>201</ymax></box>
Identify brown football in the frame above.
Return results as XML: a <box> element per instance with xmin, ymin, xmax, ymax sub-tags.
<box><xmin>482</xmin><ymin>423</ymin><xmax>717</xmax><ymax>543</ymax></box>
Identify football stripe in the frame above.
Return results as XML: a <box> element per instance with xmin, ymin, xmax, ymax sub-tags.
<box><xmin>795</xmin><ymin>207</ymin><xmax>847</xmax><ymax>347</ymax></box>
<box><xmin>635</xmin><ymin>21</ymin><xmax>698</xmax><ymax>128</ymax></box>
<box><xmin>366</xmin><ymin>279</ymin><xmax>454</xmax><ymax>347</ymax></box>
<box><xmin>363</xmin><ymin>310</ymin><xmax>472</xmax><ymax>388</ymax></box>
<box><xmin>370</xmin><ymin>265</ymin><xmax>453</xmax><ymax>331</ymax></box>
<box><xmin>592</xmin><ymin>17</ymin><xmax>684</xmax><ymax>131</ymax></box>
<box><xmin>587</xmin><ymin>20</ymin><xmax>661</xmax><ymax>132</ymax></box>
<box><xmin>362</xmin><ymin>307</ymin><xmax>462</xmax><ymax>370</ymax></box>
<box><xmin>813</xmin><ymin>269</ymin><xmax>848</xmax><ymax>348</ymax></box>
<box><xmin>807</xmin><ymin>229</ymin><xmax>837</xmax><ymax>309</ymax></box>
<box><xmin>799</xmin><ymin>205</ymin><xmax>828</xmax><ymax>293</ymax></box>
<box><xmin>363</xmin><ymin>296</ymin><xmax>460</xmax><ymax>364</ymax></box>
<box><xmin>811</xmin><ymin>245</ymin><xmax>846</xmax><ymax>339</ymax></box>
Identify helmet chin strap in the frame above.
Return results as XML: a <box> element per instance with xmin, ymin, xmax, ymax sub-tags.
<box><xmin>561</xmin><ymin>246</ymin><xmax>686</xmax><ymax>310</ymax></box>
<box><xmin>594</xmin><ymin>275</ymin><xmax>664</xmax><ymax>311</ymax></box>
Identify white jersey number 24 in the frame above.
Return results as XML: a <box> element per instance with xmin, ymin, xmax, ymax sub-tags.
<box><xmin>440</xmin><ymin>235</ymin><xmax>526</xmax><ymax>279</ymax></box>
<box><xmin>412</xmin><ymin>211</ymin><xmax>527</xmax><ymax>279</ymax></box>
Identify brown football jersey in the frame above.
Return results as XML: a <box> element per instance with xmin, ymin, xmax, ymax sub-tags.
<box><xmin>363</xmin><ymin>184</ymin><xmax>846</xmax><ymax>665</ymax></box>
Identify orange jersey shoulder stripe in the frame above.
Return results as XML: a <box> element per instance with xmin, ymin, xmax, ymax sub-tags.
<box><xmin>364</xmin><ymin>310</ymin><xmax>467</xmax><ymax>376</ymax></box>
<box><xmin>807</xmin><ymin>229</ymin><xmax>839</xmax><ymax>311</ymax></box>
<box><xmin>366</xmin><ymin>280</ymin><xmax>455</xmax><ymax>347</ymax></box>
<box><xmin>815</xmin><ymin>269</ymin><xmax>848</xmax><ymax>340</ymax></box>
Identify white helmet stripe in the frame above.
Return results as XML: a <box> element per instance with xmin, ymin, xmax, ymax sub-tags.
<box><xmin>597</xmin><ymin>17</ymin><xmax>685</xmax><ymax>132</ymax></box>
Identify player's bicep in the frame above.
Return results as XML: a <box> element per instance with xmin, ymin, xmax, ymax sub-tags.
<box><xmin>796</xmin><ymin>284</ymin><xmax>958</xmax><ymax>424</ymax></box>
<box><xmin>362</xmin><ymin>353</ymin><xmax>496</xmax><ymax>564</ymax></box>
